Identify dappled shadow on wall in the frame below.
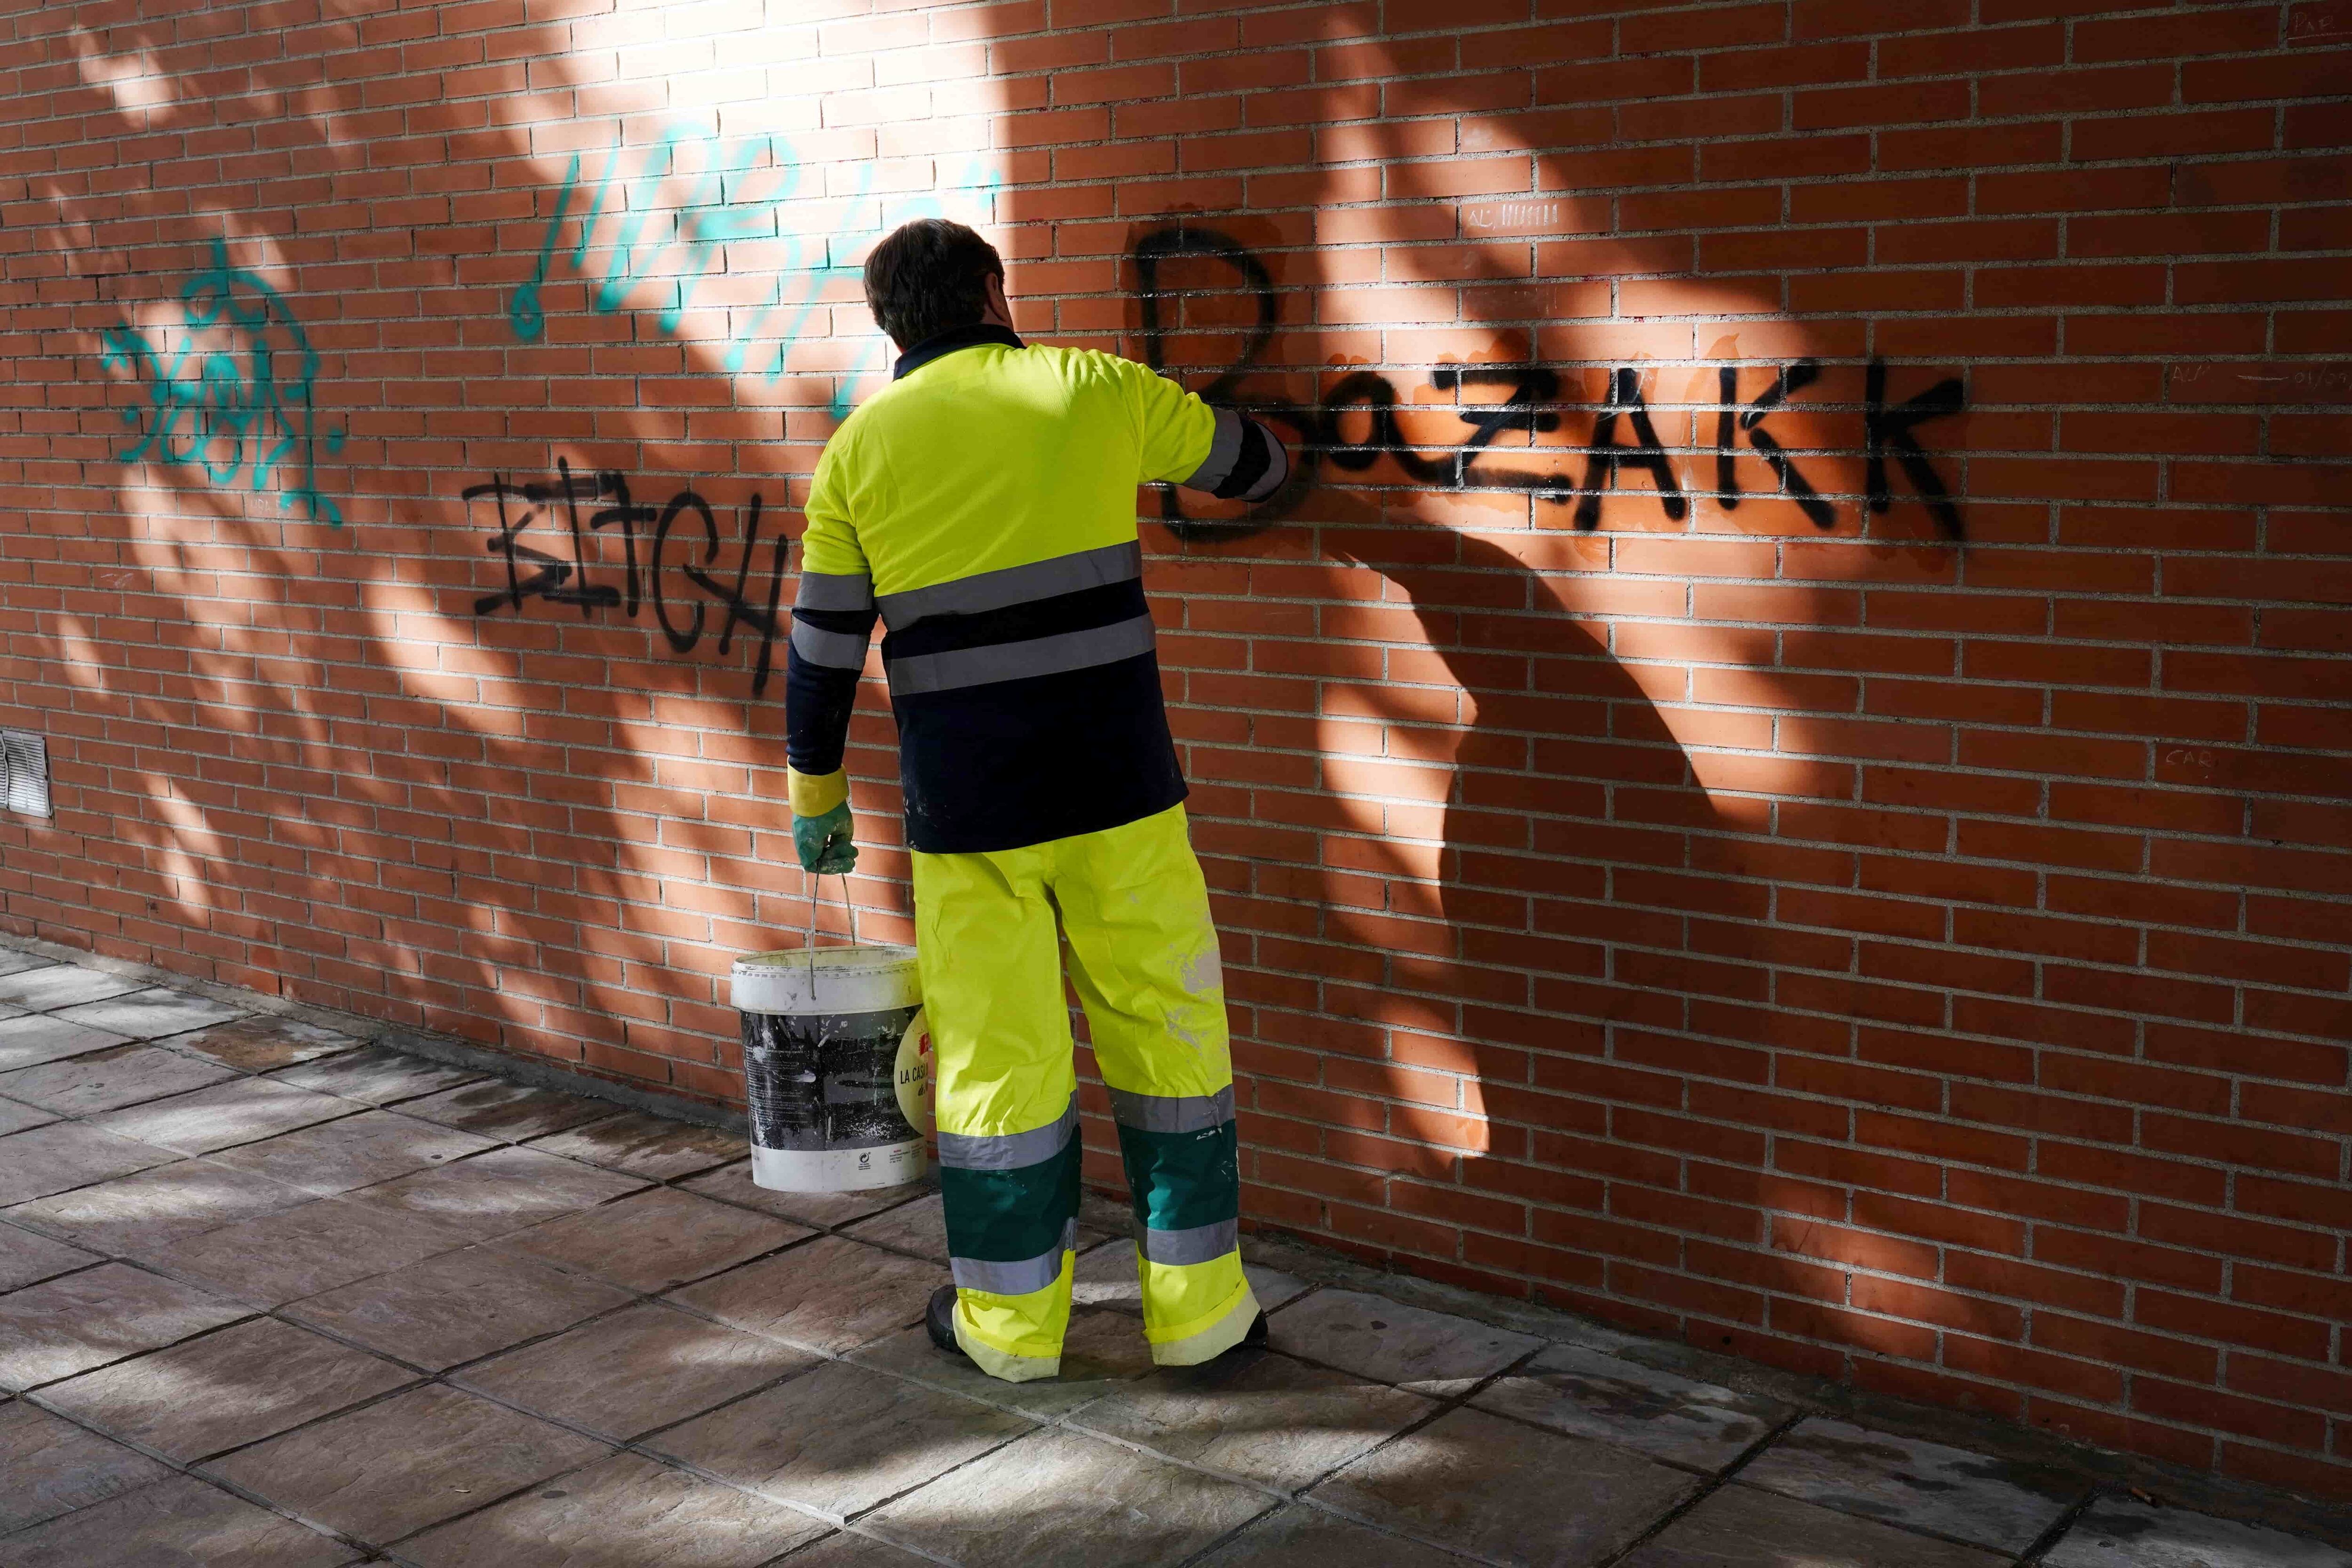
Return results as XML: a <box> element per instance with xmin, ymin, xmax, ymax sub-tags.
<box><xmin>22</xmin><ymin>0</ymin><xmax>988</xmax><ymax>1097</ymax></box>
<box><xmin>999</xmin><ymin>26</ymin><xmax>1972</xmax><ymax>1372</ymax></box>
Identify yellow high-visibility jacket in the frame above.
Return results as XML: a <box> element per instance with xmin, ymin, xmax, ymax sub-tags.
<box><xmin>782</xmin><ymin>324</ymin><xmax>1281</xmax><ymax>854</ymax></box>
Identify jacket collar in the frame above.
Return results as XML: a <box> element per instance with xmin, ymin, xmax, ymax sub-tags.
<box><xmin>892</xmin><ymin>321</ymin><xmax>1025</xmax><ymax>381</ymax></box>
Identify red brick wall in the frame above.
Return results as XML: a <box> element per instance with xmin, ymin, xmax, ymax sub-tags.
<box><xmin>4</xmin><ymin>0</ymin><xmax>2349</xmax><ymax>1498</ymax></box>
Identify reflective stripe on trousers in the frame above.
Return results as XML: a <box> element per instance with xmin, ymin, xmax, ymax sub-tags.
<box><xmin>912</xmin><ymin>803</ymin><xmax>1259</xmax><ymax>1382</ymax></box>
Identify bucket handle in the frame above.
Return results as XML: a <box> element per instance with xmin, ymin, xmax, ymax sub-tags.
<box><xmin>803</xmin><ymin>869</ymin><xmax>858</xmax><ymax>999</ymax></box>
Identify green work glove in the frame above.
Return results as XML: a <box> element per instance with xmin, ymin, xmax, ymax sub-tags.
<box><xmin>794</xmin><ymin>801</ymin><xmax>858</xmax><ymax>875</ymax></box>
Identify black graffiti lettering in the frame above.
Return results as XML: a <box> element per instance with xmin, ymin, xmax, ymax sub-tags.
<box><xmin>1133</xmin><ymin>225</ymin><xmax>1277</xmax><ymax>405</ymax></box>
<box><xmin>1440</xmin><ymin>365</ymin><xmax>1573</xmax><ymax>493</ymax></box>
<box><xmin>470</xmin><ymin>476</ymin><xmax>574</xmax><ymax>614</ymax></box>
<box><xmin>1132</xmin><ymin>225</ymin><xmax>1308</xmax><ymax>538</ymax></box>
<box><xmin>651</xmin><ymin>489</ymin><xmax>719</xmax><ymax>653</ymax></box>
<box><xmin>713</xmin><ymin>494</ymin><xmax>779</xmax><ymax>660</ymax></box>
<box><xmin>1574</xmin><ymin>367</ymin><xmax>1686</xmax><ymax>530</ymax></box>
<box><xmin>588</xmin><ymin>472</ymin><xmax>651</xmax><ymax>616</ymax></box>
<box><xmin>469</xmin><ymin>469</ymin><xmax>792</xmax><ymax>698</ymax></box>
<box><xmin>1319</xmin><ymin>371</ymin><xmax>1447</xmax><ymax>484</ymax></box>
<box><xmin>549</xmin><ymin>457</ymin><xmax>624</xmax><ymax>615</ymax></box>
<box><xmin>1719</xmin><ymin>360</ymin><xmax>1835</xmax><ymax>530</ymax></box>
<box><xmin>1866</xmin><ymin>359</ymin><xmax>1965</xmax><ymax>539</ymax></box>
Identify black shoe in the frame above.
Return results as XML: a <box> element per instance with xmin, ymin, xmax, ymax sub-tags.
<box><xmin>927</xmin><ymin>1284</ymin><xmax>968</xmax><ymax>1362</ymax></box>
<box><xmin>1241</xmin><ymin>1308</ymin><xmax>1268</xmax><ymax>1349</ymax></box>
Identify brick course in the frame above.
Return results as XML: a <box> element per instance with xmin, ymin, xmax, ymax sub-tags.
<box><xmin>2</xmin><ymin>0</ymin><xmax>2347</xmax><ymax>1499</ymax></box>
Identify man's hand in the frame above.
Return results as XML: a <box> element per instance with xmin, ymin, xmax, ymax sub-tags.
<box><xmin>794</xmin><ymin>802</ymin><xmax>858</xmax><ymax>875</ymax></box>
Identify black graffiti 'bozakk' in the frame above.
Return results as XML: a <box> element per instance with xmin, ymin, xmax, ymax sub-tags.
<box><xmin>1718</xmin><ymin>360</ymin><xmax>1836</xmax><ymax>531</ymax></box>
<box><xmin>1125</xmin><ymin>220</ymin><xmax>1969</xmax><ymax>541</ymax></box>
<box><xmin>1866</xmin><ymin>361</ymin><xmax>1966</xmax><ymax>540</ymax></box>
<box><xmin>468</xmin><ymin>464</ymin><xmax>790</xmax><ymax>696</ymax></box>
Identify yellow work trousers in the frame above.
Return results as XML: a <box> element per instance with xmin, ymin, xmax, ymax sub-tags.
<box><xmin>912</xmin><ymin>803</ymin><xmax>1259</xmax><ymax>1382</ymax></box>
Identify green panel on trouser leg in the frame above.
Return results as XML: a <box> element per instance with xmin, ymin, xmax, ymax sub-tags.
<box><xmin>939</xmin><ymin>1137</ymin><xmax>1082</xmax><ymax>1263</ymax></box>
<box><xmin>1116</xmin><ymin>1120</ymin><xmax>1240</xmax><ymax>1234</ymax></box>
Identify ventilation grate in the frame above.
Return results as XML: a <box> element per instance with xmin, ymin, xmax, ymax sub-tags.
<box><xmin>1</xmin><ymin>730</ymin><xmax>51</xmax><ymax>818</ymax></box>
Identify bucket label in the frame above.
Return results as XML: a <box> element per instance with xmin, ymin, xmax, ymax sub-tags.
<box><xmin>894</xmin><ymin>1007</ymin><xmax>932</xmax><ymax>1136</ymax></box>
<box><xmin>742</xmin><ymin>1003</ymin><xmax>923</xmax><ymax>1155</ymax></box>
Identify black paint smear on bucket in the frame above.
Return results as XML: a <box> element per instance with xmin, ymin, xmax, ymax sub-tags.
<box><xmin>742</xmin><ymin>1004</ymin><xmax>920</xmax><ymax>1153</ymax></box>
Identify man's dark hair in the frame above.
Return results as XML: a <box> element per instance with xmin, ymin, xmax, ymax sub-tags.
<box><xmin>862</xmin><ymin>219</ymin><xmax>1004</xmax><ymax>350</ymax></box>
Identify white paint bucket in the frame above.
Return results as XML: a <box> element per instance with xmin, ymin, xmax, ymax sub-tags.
<box><xmin>731</xmin><ymin>944</ymin><xmax>931</xmax><ymax>1192</ymax></box>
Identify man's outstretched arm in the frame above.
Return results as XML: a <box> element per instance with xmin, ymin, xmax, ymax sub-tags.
<box><xmin>1177</xmin><ymin>407</ymin><xmax>1291</xmax><ymax>503</ymax></box>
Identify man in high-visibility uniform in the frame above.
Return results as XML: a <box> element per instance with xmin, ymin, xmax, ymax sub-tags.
<box><xmin>784</xmin><ymin>219</ymin><xmax>1292</xmax><ymax>1381</ymax></box>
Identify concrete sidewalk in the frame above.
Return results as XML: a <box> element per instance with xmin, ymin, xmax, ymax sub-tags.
<box><xmin>0</xmin><ymin>941</ymin><xmax>2344</xmax><ymax>1568</ymax></box>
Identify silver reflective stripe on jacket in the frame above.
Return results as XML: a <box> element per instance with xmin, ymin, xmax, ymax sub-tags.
<box><xmin>884</xmin><ymin>615</ymin><xmax>1156</xmax><ymax>697</ymax></box>
<box><xmin>1107</xmin><ymin>1085</ymin><xmax>1235</xmax><ymax>1134</ymax></box>
<box><xmin>1178</xmin><ymin>407</ymin><xmax>1246</xmax><ymax>493</ymax></box>
<box><xmin>790</xmin><ymin>620</ymin><xmax>872</xmax><ymax>670</ymax></box>
<box><xmin>951</xmin><ymin>1219</ymin><xmax>1078</xmax><ymax>1296</ymax></box>
<box><xmin>934</xmin><ymin>1100</ymin><xmax>1078</xmax><ymax>1172</ymax></box>
<box><xmin>874</xmin><ymin>541</ymin><xmax>1143</xmax><ymax>631</ymax></box>
<box><xmin>1136</xmin><ymin>1217</ymin><xmax>1239</xmax><ymax>1267</ymax></box>
<box><xmin>795</xmin><ymin>570</ymin><xmax>875</xmax><ymax>612</ymax></box>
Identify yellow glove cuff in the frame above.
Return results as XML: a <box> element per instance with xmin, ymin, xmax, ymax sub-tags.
<box><xmin>787</xmin><ymin>767</ymin><xmax>849</xmax><ymax>818</ymax></box>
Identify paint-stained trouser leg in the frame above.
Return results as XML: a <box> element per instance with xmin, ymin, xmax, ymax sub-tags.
<box><xmin>1052</xmin><ymin>804</ymin><xmax>1260</xmax><ymax>1366</ymax></box>
<box><xmin>911</xmin><ymin>843</ymin><xmax>1080</xmax><ymax>1384</ymax></box>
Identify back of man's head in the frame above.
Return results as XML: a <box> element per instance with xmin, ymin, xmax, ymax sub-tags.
<box><xmin>863</xmin><ymin>219</ymin><xmax>1004</xmax><ymax>351</ymax></box>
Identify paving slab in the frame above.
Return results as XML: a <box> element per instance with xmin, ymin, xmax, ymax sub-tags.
<box><xmin>88</xmin><ymin>1077</ymin><xmax>363</xmax><ymax>1155</ymax></box>
<box><xmin>0</xmin><ymin>1399</ymin><xmax>174</xmax><ymax>1533</ymax></box>
<box><xmin>140</xmin><ymin>1194</ymin><xmax>472</xmax><ymax>1307</ymax></box>
<box><xmin>268</xmin><ymin>1043</ymin><xmax>484</xmax><ymax>1105</ymax></box>
<box><xmin>668</xmin><ymin>1233</ymin><xmax>939</xmax><ymax>1353</ymax></box>
<box><xmin>842</xmin><ymin>1190</ymin><xmax>953</xmax><ymax>1260</ymax></box>
<box><xmin>1309</xmin><ymin>1405</ymin><xmax>1698</xmax><ymax>1568</ymax></box>
<box><xmin>342</xmin><ymin>1144</ymin><xmax>647</xmax><ymax>1241</ymax></box>
<box><xmin>0</xmin><ymin>1122</ymin><xmax>179</xmax><ymax>1207</ymax></box>
<box><xmin>650</xmin><ymin>1358</ymin><xmax>1033</xmax><ymax>1521</ymax></box>
<box><xmin>394</xmin><ymin>1079</ymin><xmax>615</xmax><ymax>1140</ymax></box>
<box><xmin>206</xmin><ymin>1381</ymin><xmax>612</xmax><ymax>1548</ymax></box>
<box><xmin>400</xmin><ymin>1450</ymin><xmax>829</xmax><ymax>1568</ymax></box>
<box><xmin>0</xmin><ymin>1472</ymin><xmax>360</xmax><ymax>1568</ymax></box>
<box><xmin>0</xmin><ymin>952</ymin><xmax>52</xmax><ymax>979</ymax></box>
<box><xmin>678</xmin><ymin>1158</ymin><xmax>930</xmax><ymax>1229</ymax></box>
<box><xmin>456</xmin><ymin>1301</ymin><xmax>817</xmax><ymax>1441</ymax></box>
<box><xmin>500</xmin><ymin>1184</ymin><xmax>810</xmax><ymax>1292</ymax></box>
<box><xmin>1623</xmin><ymin>1484</ymin><xmax>2010</xmax><ymax>1568</ymax></box>
<box><xmin>0</xmin><ymin>965</ymin><xmax>143</xmax><ymax>1012</ymax></box>
<box><xmin>1074</xmin><ymin>1241</ymin><xmax>1308</xmax><ymax>1315</ymax></box>
<box><xmin>1268</xmin><ymin>1287</ymin><xmax>1544</xmax><ymax>1395</ymax></box>
<box><xmin>208</xmin><ymin>1107</ymin><xmax>498</xmax><ymax>1195</ymax></box>
<box><xmin>2044</xmin><ymin>1498</ymin><xmax>2352</xmax><ymax>1568</ymax></box>
<box><xmin>0</xmin><ymin>1097</ymin><xmax>55</xmax><ymax>1136</ymax></box>
<box><xmin>284</xmin><ymin>1243</ymin><xmax>634</xmax><ymax>1370</ymax></box>
<box><xmin>0</xmin><ymin>1014</ymin><xmax>133</xmax><ymax>1073</ymax></box>
<box><xmin>5</xmin><ymin>1157</ymin><xmax>314</xmax><ymax>1255</ymax></box>
<box><xmin>39</xmin><ymin>1316</ymin><xmax>412</xmax><ymax>1462</ymax></box>
<box><xmin>850</xmin><ymin>1305</ymin><xmax>1162</xmax><ymax>1419</ymax></box>
<box><xmin>778</xmin><ymin>1535</ymin><xmax>944</xmax><ymax>1567</ymax></box>
<box><xmin>0</xmin><ymin>1262</ymin><xmax>248</xmax><ymax>1390</ymax></box>
<box><xmin>0</xmin><ymin>1043</ymin><xmax>238</xmax><ymax>1114</ymax></box>
<box><xmin>1193</xmin><ymin>1504</ymin><xmax>1483</xmax><ymax>1566</ymax></box>
<box><xmin>860</xmin><ymin>1426</ymin><xmax>1276</xmax><ymax>1568</ymax></box>
<box><xmin>175</xmin><ymin>1014</ymin><xmax>359</xmax><ymax>1073</ymax></box>
<box><xmin>1471</xmin><ymin>1342</ymin><xmax>1791</xmax><ymax>1470</ymax></box>
<box><xmin>50</xmin><ymin>987</ymin><xmax>246</xmax><ymax>1042</ymax></box>
<box><xmin>1739</xmin><ymin>1417</ymin><xmax>2082</xmax><ymax>1553</ymax></box>
<box><xmin>1076</xmin><ymin>1346</ymin><xmax>1436</xmax><ymax>1493</ymax></box>
<box><xmin>0</xmin><ymin>1221</ymin><xmax>97</xmax><ymax>1291</ymax></box>
<box><xmin>525</xmin><ymin>1110</ymin><xmax>746</xmax><ymax>1179</ymax></box>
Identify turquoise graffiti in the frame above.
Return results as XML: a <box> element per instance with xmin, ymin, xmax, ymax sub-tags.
<box><xmin>95</xmin><ymin>237</ymin><xmax>344</xmax><ymax>528</ymax></box>
<box><xmin>508</xmin><ymin>124</ymin><xmax>997</xmax><ymax>417</ymax></box>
